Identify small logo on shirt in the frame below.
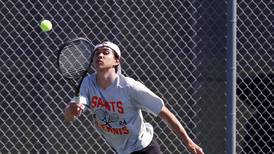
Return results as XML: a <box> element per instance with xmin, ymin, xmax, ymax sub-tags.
<box><xmin>94</xmin><ymin>109</ymin><xmax>125</xmax><ymax>128</ymax></box>
<box><xmin>91</xmin><ymin>96</ymin><xmax>129</xmax><ymax>135</ymax></box>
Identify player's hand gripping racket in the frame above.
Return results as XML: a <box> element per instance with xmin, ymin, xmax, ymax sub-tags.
<box><xmin>57</xmin><ymin>37</ymin><xmax>94</xmax><ymax>97</ymax></box>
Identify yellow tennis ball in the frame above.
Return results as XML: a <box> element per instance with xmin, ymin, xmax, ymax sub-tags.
<box><xmin>40</xmin><ymin>20</ymin><xmax>52</xmax><ymax>32</ymax></box>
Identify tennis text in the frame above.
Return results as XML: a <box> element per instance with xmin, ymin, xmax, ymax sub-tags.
<box><xmin>96</xmin><ymin>121</ymin><xmax>129</xmax><ymax>135</ymax></box>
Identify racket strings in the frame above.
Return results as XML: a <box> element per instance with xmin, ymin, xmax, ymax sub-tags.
<box><xmin>59</xmin><ymin>41</ymin><xmax>92</xmax><ymax>79</ymax></box>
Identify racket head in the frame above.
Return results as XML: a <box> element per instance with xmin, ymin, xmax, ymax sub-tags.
<box><xmin>57</xmin><ymin>37</ymin><xmax>94</xmax><ymax>95</ymax></box>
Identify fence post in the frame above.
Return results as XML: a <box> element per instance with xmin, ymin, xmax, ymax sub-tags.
<box><xmin>226</xmin><ymin>0</ymin><xmax>237</xmax><ymax>153</ymax></box>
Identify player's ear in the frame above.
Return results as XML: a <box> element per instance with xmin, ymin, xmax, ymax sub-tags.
<box><xmin>115</xmin><ymin>58</ymin><xmax>120</xmax><ymax>64</ymax></box>
<box><xmin>118</xmin><ymin>57</ymin><xmax>123</xmax><ymax>64</ymax></box>
<box><xmin>114</xmin><ymin>57</ymin><xmax>122</xmax><ymax>66</ymax></box>
<box><xmin>113</xmin><ymin>61</ymin><xmax>120</xmax><ymax>69</ymax></box>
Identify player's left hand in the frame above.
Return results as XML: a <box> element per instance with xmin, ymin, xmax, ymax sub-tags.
<box><xmin>186</xmin><ymin>142</ymin><xmax>204</xmax><ymax>154</ymax></box>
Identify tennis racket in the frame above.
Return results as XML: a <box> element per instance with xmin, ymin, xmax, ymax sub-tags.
<box><xmin>57</xmin><ymin>37</ymin><xmax>94</xmax><ymax>97</ymax></box>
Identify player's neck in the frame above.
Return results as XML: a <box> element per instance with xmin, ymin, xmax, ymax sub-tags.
<box><xmin>96</xmin><ymin>70</ymin><xmax>117</xmax><ymax>89</ymax></box>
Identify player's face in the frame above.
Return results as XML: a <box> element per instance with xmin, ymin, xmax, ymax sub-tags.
<box><xmin>92</xmin><ymin>47</ymin><xmax>119</xmax><ymax>72</ymax></box>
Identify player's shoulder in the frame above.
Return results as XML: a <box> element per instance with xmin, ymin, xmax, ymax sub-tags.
<box><xmin>85</xmin><ymin>73</ymin><xmax>95</xmax><ymax>79</ymax></box>
<box><xmin>82</xmin><ymin>73</ymin><xmax>96</xmax><ymax>83</ymax></box>
<box><xmin>118</xmin><ymin>74</ymin><xmax>144</xmax><ymax>88</ymax></box>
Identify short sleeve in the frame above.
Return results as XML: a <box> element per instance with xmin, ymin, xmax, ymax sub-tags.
<box><xmin>130</xmin><ymin>80</ymin><xmax>164</xmax><ymax>116</ymax></box>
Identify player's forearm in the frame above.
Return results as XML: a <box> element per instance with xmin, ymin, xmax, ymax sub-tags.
<box><xmin>159</xmin><ymin>106</ymin><xmax>194</xmax><ymax>145</ymax></box>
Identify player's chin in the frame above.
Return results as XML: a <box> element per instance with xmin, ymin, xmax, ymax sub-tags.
<box><xmin>94</xmin><ymin>62</ymin><xmax>105</xmax><ymax>68</ymax></box>
<box><xmin>93</xmin><ymin>65</ymin><xmax>102</xmax><ymax>70</ymax></box>
<box><xmin>94</xmin><ymin>66</ymin><xmax>113</xmax><ymax>72</ymax></box>
<box><xmin>94</xmin><ymin>66</ymin><xmax>104</xmax><ymax>72</ymax></box>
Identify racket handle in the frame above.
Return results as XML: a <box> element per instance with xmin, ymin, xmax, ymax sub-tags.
<box><xmin>69</xmin><ymin>97</ymin><xmax>85</xmax><ymax>112</ymax></box>
<box><xmin>70</xmin><ymin>96</ymin><xmax>86</xmax><ymax>108</ymax></box>
<box><xmin>71</xmin><ymin>96</ymin><xmax>80</xmax><ymax>103</ymax></box>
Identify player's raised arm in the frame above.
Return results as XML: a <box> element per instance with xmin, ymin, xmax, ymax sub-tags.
<box><xmin>159</xmin><ymin>106</ymin><xmax>204</xmax><ymax>154</ymax></box>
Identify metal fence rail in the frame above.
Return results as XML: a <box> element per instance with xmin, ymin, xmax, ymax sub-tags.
<box><xmin>0</xmin><ymin>0</ymin><xmax>272</xmax><ymax>153</ymax></box>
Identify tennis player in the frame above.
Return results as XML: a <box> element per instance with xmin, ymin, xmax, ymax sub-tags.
<box><xmin>64</xmin><ymin>41</ymin><xmax>204</xmax><ymax>154</ymax></box>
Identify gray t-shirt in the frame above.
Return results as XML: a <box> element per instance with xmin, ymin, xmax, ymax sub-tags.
<box><xmin>71</xmin><ymin>73</ymin><xmax>164</xmax><ymax>154</ymax></box>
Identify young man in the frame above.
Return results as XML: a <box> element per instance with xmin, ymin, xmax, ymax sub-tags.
<box><xmin>64</xmin><ymin>41</ymin><xmax>204</xmax><ymax>154</ymax></box>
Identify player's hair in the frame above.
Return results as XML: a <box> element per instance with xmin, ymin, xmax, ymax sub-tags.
<box><xmin>113</xmin><ymin>51</ymin><xmax>120</xmax><ymax>73</ymax></box>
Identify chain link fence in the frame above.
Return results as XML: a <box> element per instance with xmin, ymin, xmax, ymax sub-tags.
<box><xmin>0</xmin><ymin>0</ymin><xmax>272</xmax><ymax>154</ymax></box>
<box><xmin>236</xmin><ymin>0</ymin><xmax>273</xmax><ymax>153</ymax></box>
